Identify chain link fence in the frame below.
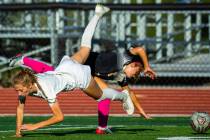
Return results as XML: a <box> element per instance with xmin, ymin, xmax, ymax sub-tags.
<box><xmin>0</xmin><ymin>1</ymin><xmax>210</xmax><ymax>87</ymax></box>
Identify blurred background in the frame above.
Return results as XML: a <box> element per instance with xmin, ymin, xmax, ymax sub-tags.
<box><xmin>0</xmin><ymin>0</ymin><xmax>210</xmax><ymax>88</ymax></box>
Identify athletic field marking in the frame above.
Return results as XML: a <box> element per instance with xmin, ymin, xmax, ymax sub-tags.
<box><xmin>0</xmin><ymin>124</ymin><xmax>180</xmax><ymax>133</ymax></box>
<box><xmin>158</xmin><ymin>137</ymin><xmax>210</xmax><ymax>140</ymax></box>
<box><xmin>0</xmin><ymin>124</ymin><xmax>125</xmax><ymax>133</ymax></box>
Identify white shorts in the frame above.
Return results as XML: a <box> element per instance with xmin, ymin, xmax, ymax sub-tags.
<box><xmin>54</xmin><ymin>55</ymin><xmax>92</xmax><ymax>89</ymax></box>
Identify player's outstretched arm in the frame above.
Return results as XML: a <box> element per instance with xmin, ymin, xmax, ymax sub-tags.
<box><xmin>16</xmin><ymin>100</ymin><xmax>25</xmax><ymax>137</ymax></box>
<box><xmin>130</xmin><ymin>46</ymin><xmax>156</xmax><ymax>80</ymax></box>
<box><xmin>130</xmin><ymin>47</ymin><xmax>149</xmax><ymax>68</ymax></box>
<box><xmin>122</xmin><ymin>85</ymin><xmax>151</xmax><ymax>119</ymax></box>
<box><xmin>21</xmin><ymin>101</ymin><xmax>64</xmax><ymax>131</ymax></box>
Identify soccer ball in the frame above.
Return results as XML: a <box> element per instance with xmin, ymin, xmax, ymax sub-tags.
<box><xmin>190</xmin><ymin>112</ymin><xmax>210</xmax><ymax>133</ymax></box>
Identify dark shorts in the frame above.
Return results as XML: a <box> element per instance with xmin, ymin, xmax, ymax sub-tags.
<box><xmin>84</xmin><ymin>52</ymin><xmax>99</xmax><ymax>76</ymax></box>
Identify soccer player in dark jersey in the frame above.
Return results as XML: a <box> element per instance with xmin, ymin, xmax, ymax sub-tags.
<box><xmin>84</xmin><ymin>44</ymin><xmax>156</xmax><ymax>134</ymax></box>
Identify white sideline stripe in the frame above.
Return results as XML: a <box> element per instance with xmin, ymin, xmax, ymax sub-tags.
<box><xmin>0</xmin><ymin>124</ymin><xmax>181</xmax><ymax>133</ymax></box>
<box><xmin>0</xmin><ymin>124</ymin><xmax>125</xmax><ymax>133</ymax></box>
<box><xmin>157</xmin><ymin>137</ymin><xmax>210</xmax><ymax>140</ymax></box>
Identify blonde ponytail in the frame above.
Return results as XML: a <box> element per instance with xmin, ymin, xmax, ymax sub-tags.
<box><xmin>12</xmin><ymin>68</ymin><xmax>37</xmax><ymax>87</ymax></box>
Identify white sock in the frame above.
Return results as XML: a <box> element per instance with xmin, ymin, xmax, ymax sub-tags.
<box><xmin>97</xmin><ymin>126</ymin><xmax>108</xmax><ymax>130</ymax></box>
<box><xmin>81</xmin><ymin>15</ymin><xmax>100</xmax><ymax>48</ymax></box>
<box><xmin>97</xmin><ymin>88</ymin><xmax>127</xmax><ymax>102</ymax></box>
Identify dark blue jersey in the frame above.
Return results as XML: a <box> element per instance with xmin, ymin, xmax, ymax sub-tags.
<box><xmin>84</xmin><ymin>48</ymin><xmax>143</xmax><ymax>87</ymax></box>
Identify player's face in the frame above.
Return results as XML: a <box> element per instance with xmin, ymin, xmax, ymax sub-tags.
<box><xmin>124</xmin><ymin>62</ymin><xmax>143</xmax><ymax>78</ymax></box>
<box><xmin>14</xmin><ymin>84</ymin><xmax>30</xmax><ymax>96</ymax></box>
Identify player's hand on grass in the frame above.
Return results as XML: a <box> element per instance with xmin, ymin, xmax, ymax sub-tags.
<box><xmin>13</xmin><ymin>132</ymin><xmax>22</xmax><ymax>138</ymax></box>
<box><xmin>142</xmin><ymin>114</ymin><xmax>152</xmax><ymax>120</ymax></box>
<box><xmin>21</xmin><ymin>124</ymin><xmax>37</xmax><ymax>131</ymax></box>
<box><xmin>14</xmin><ymin>129</ymin><xmax>22</xmax><ymax>137</ymax></box>
<box><xmin>15</xmin><ymin>133</ymin><xmax>22</xmax><ymax>138</ymax></box>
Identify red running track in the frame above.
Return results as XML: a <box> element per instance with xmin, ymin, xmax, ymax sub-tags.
<box><xmin>0</xmin><ymin>88</ymin><xmax>210</xmax><ymax>116</ymax></box>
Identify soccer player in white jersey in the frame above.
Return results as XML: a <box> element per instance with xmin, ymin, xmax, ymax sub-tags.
<box><xmin>12</xmin><ymin>4</ymin><xmax>134</xmax><ymax>137</ymax></box>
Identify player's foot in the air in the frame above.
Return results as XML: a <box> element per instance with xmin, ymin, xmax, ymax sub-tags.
<box><xmin>9</xmin><ymin>54</ymin><xmax>23</xmax><ymax>67</ymax></box>
<box><xmin>95</xmin><ymin>4</ymin><xmax>110</xmax><ymax>17</ymax></box>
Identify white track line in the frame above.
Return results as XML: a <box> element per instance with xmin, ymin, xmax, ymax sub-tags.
<box><xmin>158</xmin><ymin>137</ymin><xmax>210</xmax><ymax>140</ymax></box>
<box><xmin>0</xmin><ymin>124</ymin><xmax>125</xmax><ymax>133</ymax></box>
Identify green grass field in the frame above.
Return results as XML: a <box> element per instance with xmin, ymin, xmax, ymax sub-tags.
<box><xmin>0</xmin><ymin>116</ymin><xmax>210</xmax><ymax>140</ymax></box>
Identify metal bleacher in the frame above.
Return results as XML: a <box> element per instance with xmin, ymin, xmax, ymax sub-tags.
<box><xmin>0</xmin><ymin>0</ymin><xmax>210</xmax><ymax>86</ymax></box>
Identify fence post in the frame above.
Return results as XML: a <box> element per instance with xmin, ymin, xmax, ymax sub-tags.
<box><xmin>65</xmin><ymin>39</ymin><xmax>72</xmax><ymax>56</ymax></box>
<box><xmin>111</xmin><ymin>0</ymin><xmax>126</xmax><ymax>53</ymax></box>
<box><xmin>94</xmin><ymin>0</ymin><xmax>107</xmax><ymax>52</ymax></box>
<box><xmin>25</xmin><ymin>0</ymin><xmax>32</xmax><ymax>33</ymax></box>
<box><xmin>195</xmin><ymin>14</ymin><xmax>201</xmax><ymax>52</ymax></box>
<box><xmin>184</xmin><ymin>13</ymin><xmax>192</xmax><ymax>56</ymax></box>
<box><xmin>137</xmin><ymin>0</ymin><xmax>146</xmax><ymax>47</ymax></box>
<box><xmin>156</xmin><ymin>0</ymin><xmax>162</xmax><ymax>60</ymax></box>
<box><xmin>48</xmin><ymin>10</ymin><xmax>58</xmax><ymax>66</ymax></box>
<box><xmin>55</xmin><ymin>0</ymin><xmax>65</xmax><ymax>34</ymax></box>
<box><xmin>117</xmin><ymin>13</ymin><xmax>125</xmax><ymax>42</ymax></box>
<box><xmin>124</xmin><ymin>0</ymin><xmax>131</xmax><ymax>44</ymax></box>
<box><xmin>167</xmin><ymin>13</ymin><xmax>174</xmax><ymax>58</ymax></box>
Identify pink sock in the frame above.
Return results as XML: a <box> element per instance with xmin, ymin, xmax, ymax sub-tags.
<box><xmin>23</xmin><ymin>57</ymin><xmax>54</xmax><ymax>73</ymax></box>
<box><xmin>98</xmin><ymin>99</ymin><xmax>111</xmax><ymax>128</ymax></box>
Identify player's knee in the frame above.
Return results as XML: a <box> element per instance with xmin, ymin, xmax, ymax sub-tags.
<box><xmin>56</xmin><ymin>114</ymin><xmax>64</xmax><ymax>122</ymax></box>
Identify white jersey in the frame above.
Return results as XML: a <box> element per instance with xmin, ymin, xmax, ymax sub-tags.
<box><xmin>29</xmin><ymin>56</ymin><xmax>91</xmax><ymax>105</ymax></box>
